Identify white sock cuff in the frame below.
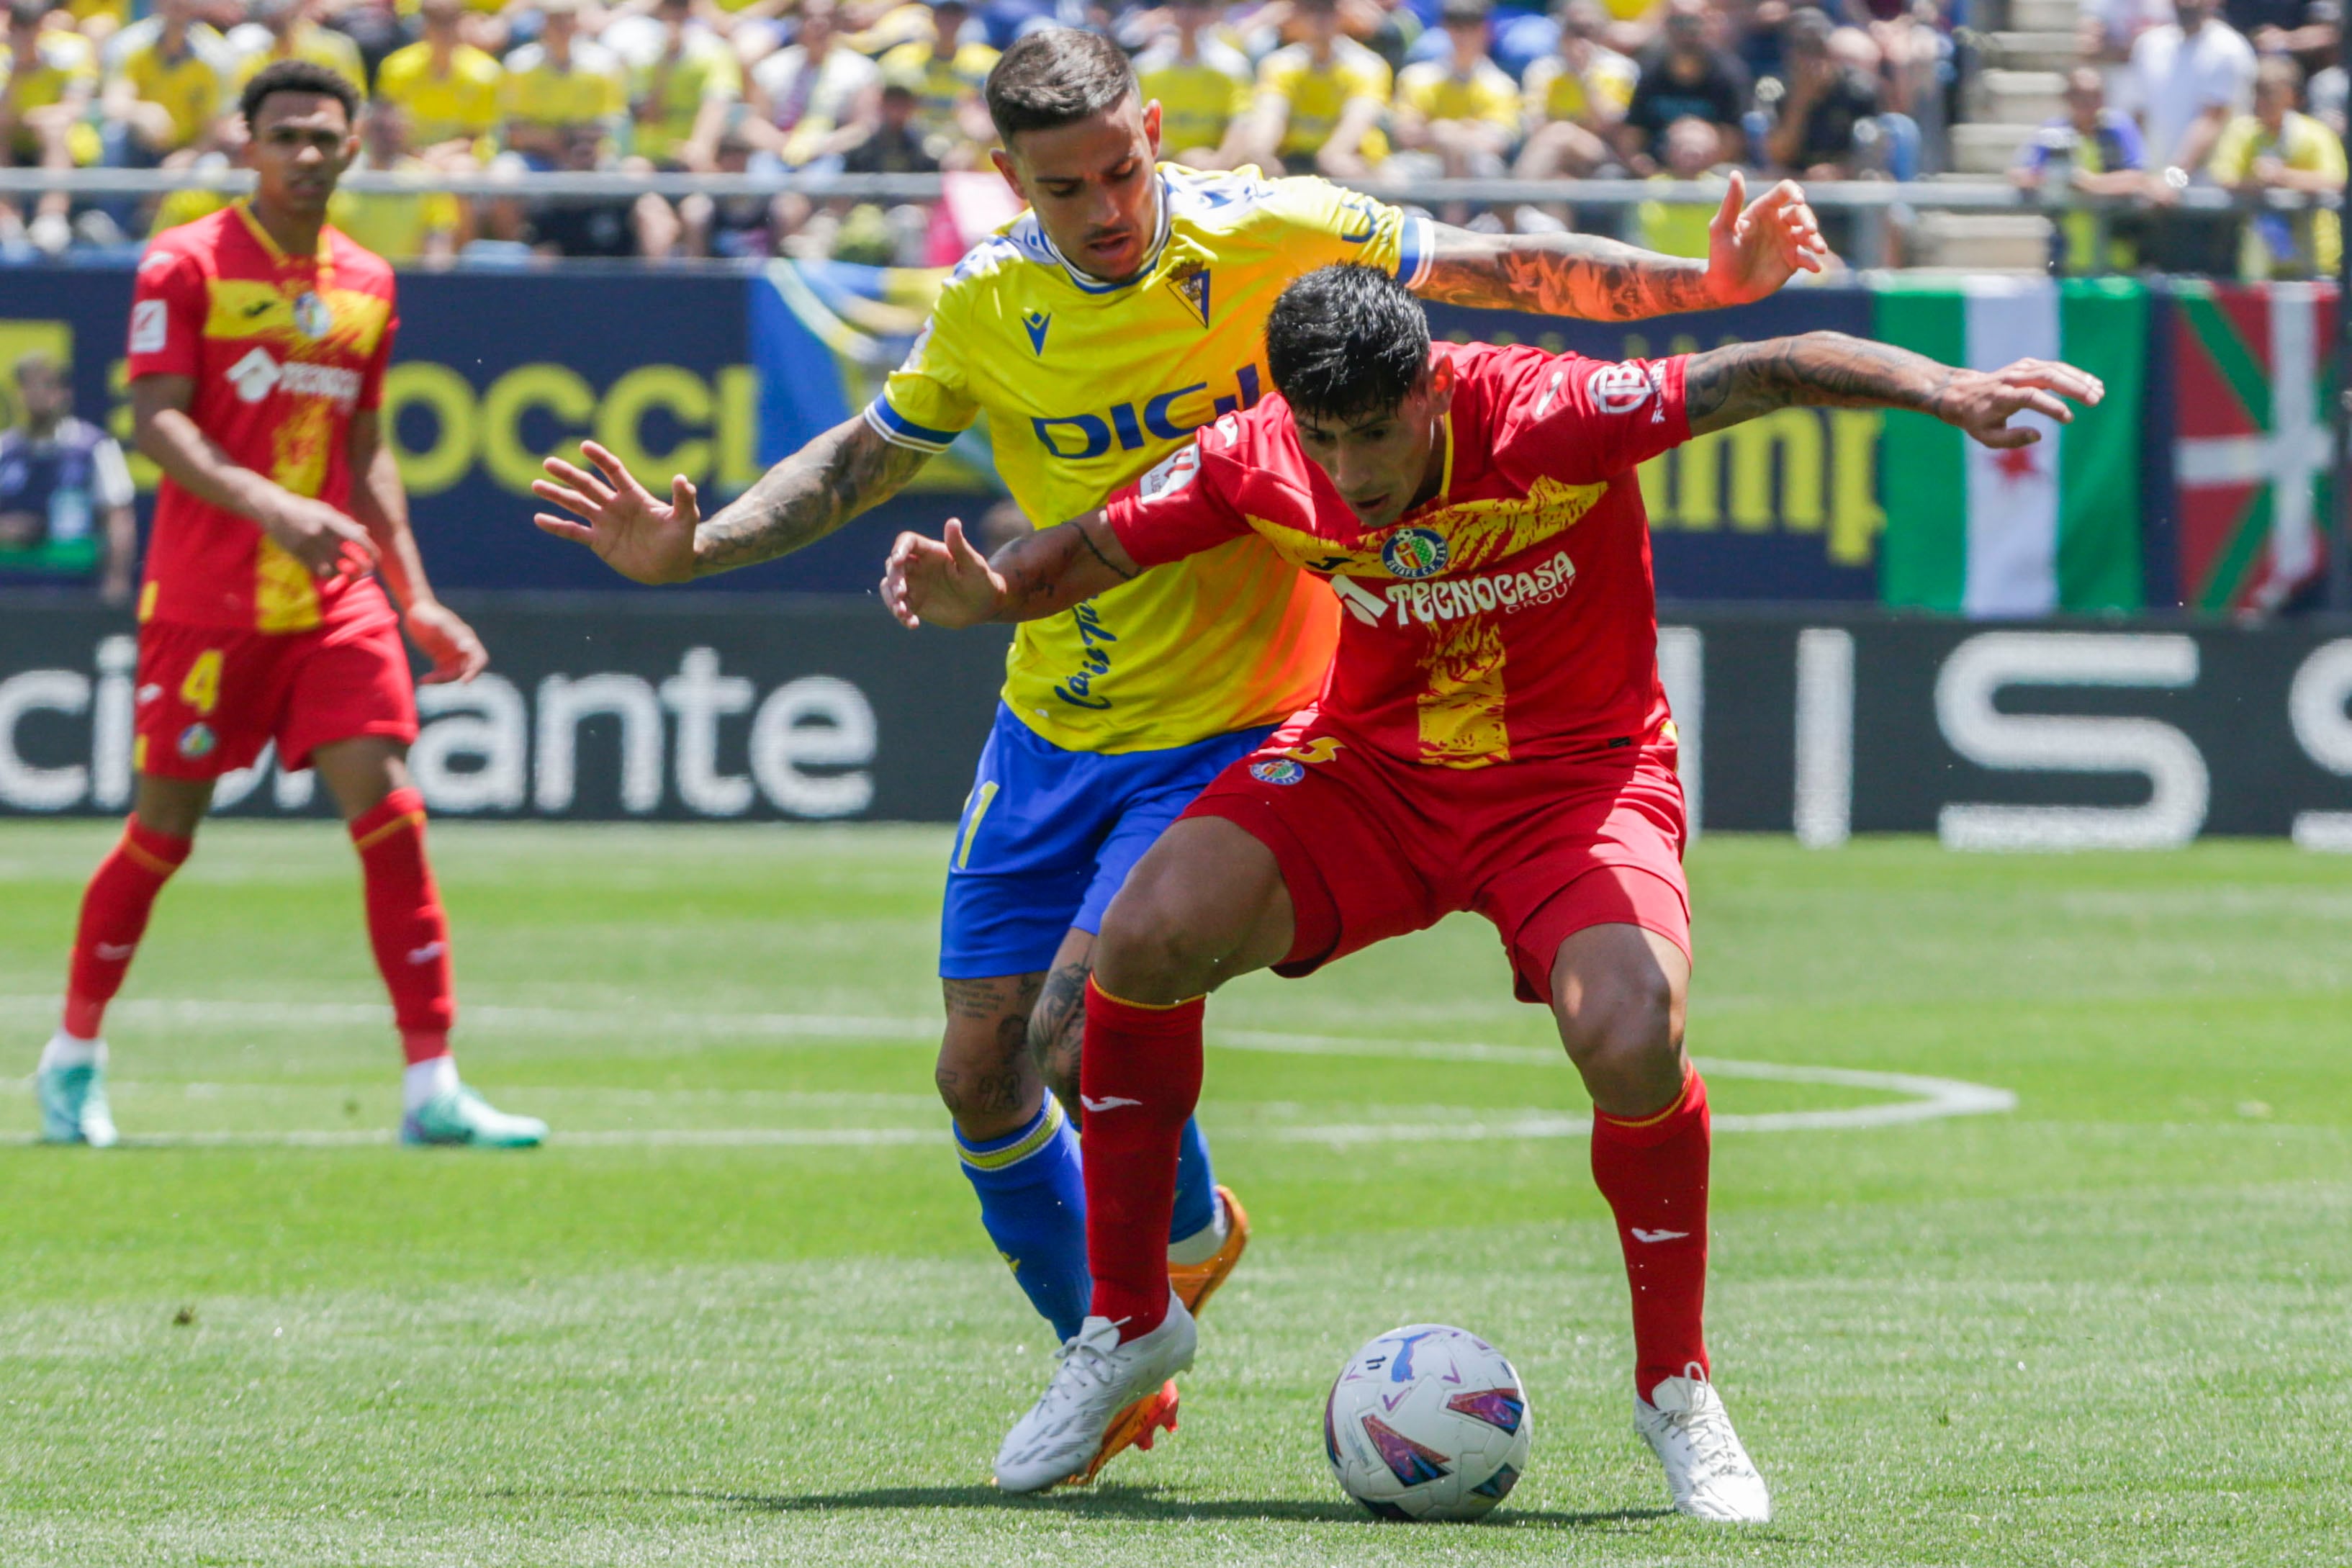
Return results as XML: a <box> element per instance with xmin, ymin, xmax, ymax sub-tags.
<box><xmin>402</xmin><ymin>1054</ymin><xmax>460</xmax><ymax>1113</ymax></box>
<box><xmin>40</xmin><ymin>1032</ymin><xmax>104</xmax><ymax>1072</ymax></box>
<box><xmin>1166</xmin><ymin>1190</ymin><xmax>1230</xmax><ymax>1266</ymax></box>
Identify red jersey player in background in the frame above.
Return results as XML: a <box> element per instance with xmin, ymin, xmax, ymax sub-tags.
<box><xmin>884</xmin><ymin>263</ymin><xmax>2100</xmax><ymax>1513</ymax></box>
<box><xmin>32</xmin><ymin>60</ymin><xmax>546</xmax><ymax>1151</ymax></box>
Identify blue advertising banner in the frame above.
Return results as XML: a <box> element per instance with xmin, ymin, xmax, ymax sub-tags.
<box><xmin>0</xmin><ymin>266</ymin><xmax>2058</xmax><ymax>608</ymax></box>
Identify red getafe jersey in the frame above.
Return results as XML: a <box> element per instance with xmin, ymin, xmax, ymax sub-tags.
<box><xmin>127</xmin><ymin>203</ymin><xmax>398</xmax><ymax>634</ymax></box>
<box><xmin>1102</xmin><ymin>341</ymin><xmax>1688</xmax><ymax>769</ymax></box>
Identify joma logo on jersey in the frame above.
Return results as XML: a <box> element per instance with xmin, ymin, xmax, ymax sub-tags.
<box><xmin>1031</xmin><ymin>366</ymin><xmax>1262</xmax><ymax>459</ymax></box>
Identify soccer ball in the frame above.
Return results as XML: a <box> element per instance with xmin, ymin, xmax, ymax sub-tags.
<box><xmin>1323</xmin><ymin>1324</ymin><xmax>1532</xmax><ymax>1521</ymax></box>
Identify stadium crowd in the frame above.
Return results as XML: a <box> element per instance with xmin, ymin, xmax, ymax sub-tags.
<box><xmin>0</xmin><ymin>0</ymin><xmax>2341</xmax><ymax>269</ymax></box>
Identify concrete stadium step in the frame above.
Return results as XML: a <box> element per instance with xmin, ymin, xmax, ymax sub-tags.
<box><xmin>2004</xmin><ymin>0</ymin><xmax>2081</xmax><ymax>34</ymax></box>
<box><xmin>1985</xmin><ymin>30</ymin><xmax>2081</xmax><ymax>71</ymax></box>
<box><xmin>1976</xmin><ymin>68</ymin><xmax>2068</xmax><ymax>127</ymax></box>
<box><xmin>1951</xmin><ymin>121</ymin><xmax>2041</xmax><ymax>174</ymax></box>
<box><xmin>1904</xmin><ymin>212</ymin><xmax>2054</xmax><ymax>270</ymax></box>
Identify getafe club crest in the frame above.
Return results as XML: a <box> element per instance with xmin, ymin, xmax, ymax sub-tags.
<box><xmin>1248</xmin><ymin>759</ymin><xmax>1306</xmax><ymax>785</ymax></box>
<box><xmin>292</xmin><ymin>291</ymin><xmax>333</xmax><ymax>341</ymax></box>
<box><xmin>1380</xmin><ymin>526</ymin><xmax>1448</xmax><ymax>580</ymax></box>
<box><xmin>1166</xmin><ymin>263</ymin><xmax>1211</xmax><ymax>329</ymax></box>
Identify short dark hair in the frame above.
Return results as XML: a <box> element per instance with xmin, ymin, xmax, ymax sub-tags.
<box><xmin>1265</xmin><ymin>265</ymin><xmax>1433</xmax><ymax>421</ymax></box>
<box><xmin>983</xmin><ymin>28</ymin><xmax>1137</xmax><ymax>143</ymax></box>
<box><xmin>240</xmin><ymin>59</ymin><xmax>361</xmax><ymax>132</ymax></box>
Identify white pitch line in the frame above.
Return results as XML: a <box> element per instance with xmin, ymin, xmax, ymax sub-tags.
<box><xmin>0</xmin><ymin>996</ymin><xmax>2017</xmax><ymax>1144</ymax></box>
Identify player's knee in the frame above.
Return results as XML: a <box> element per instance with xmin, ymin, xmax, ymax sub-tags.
<box><xmin>1095</xmin><ymin>861</ymin><xmax>1256</xmax><ymax>1002</ymax></box>
<box><xmin>1555</xmin><ymin>960</ymin><xmax>1677</xmax><ymax>1078</ymax></box>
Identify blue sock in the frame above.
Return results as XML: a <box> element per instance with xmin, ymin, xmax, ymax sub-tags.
<box><xmin>1169</xmin><ymin>1116</ymin><xmax>1218</xmax><ymax>1245</ymax></box>
<box><xmin>955</xmin><ymin>1095</ymin><xmax>1091</xmax><ymax>1343</ymax></box>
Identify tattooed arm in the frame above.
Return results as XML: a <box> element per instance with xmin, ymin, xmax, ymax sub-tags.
<box><xmin>880</xmin><ymin>511</ymin><xmax>1138</xmax><ymax>629</ymax></box>
<box><xmin>1684</xmin><ymin>332</ymin><xmax>2106</xmax><ymax>446</ymax></box>
<box><xmin>1414</xmin><ymin>170</ymin><xmax>1828</xmax><ymax>320</ymax></box>
<box><xmin>531</xmin><ymin>415</ymin><xmax>932</xmax><ymax>584</ymax></box>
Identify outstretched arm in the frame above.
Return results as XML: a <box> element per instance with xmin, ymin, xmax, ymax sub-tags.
<box><xmin>1414</xmin><ymin>170</ymin><xmax>1829</xmax><ymax>320</ymax></box>
<box><xmin>533</xmin><ymin>415</ymin><xmax>933</xmax><ymax>584</ymax></box>
<box><xmin>1684</xmin><ymin>331</ymin><xmax>2105</xmax><ymax>447</ymax></box>
<box><xmin>881</xmin><ymin>511</ymin><xmax>1138</xmax><ymax>629</ymax></box>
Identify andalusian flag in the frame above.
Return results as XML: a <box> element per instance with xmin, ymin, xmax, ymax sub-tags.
<box><xmin>2172</xmin><ymin>281</ymin><xmax>2338</xmax><ymax>613</ymax></box>
<box><xmin>1875</xmin><ymin>277</ymin><xmax>2145</xmax><ymax>616</ymax></box>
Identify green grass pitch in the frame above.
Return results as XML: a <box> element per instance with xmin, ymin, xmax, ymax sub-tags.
<box><xmin>1</xmin><ymin>821</ymin><xmax>2348</xmax><ymax>1566</ymax></box>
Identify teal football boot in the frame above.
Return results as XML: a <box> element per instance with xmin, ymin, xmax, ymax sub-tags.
<box><xmin>400</xmin><ymin>1085</ymin><xmax>547</xmax><ymax>1149</ymax></box>
<box><xmin>37</xmin><ymin>1043</ymin><xmax>119</xmax><ymax>1148</ymax></box>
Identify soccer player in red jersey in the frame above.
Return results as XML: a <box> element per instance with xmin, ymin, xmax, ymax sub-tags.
<box><xmin>32</xmin><ymin>60</ymin><xmax>545</xmax><ymax>1150</ymax></box>
<box><xmin>884</xmin><ymin>263</ymin><xmax>2101</xmax><ymax>1511</ymax></box>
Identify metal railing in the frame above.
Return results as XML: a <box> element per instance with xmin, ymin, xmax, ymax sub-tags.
<box><xmin>1</xmin><ymin>167</ymin><xmax>2338</xmax><ymax>270</ymax></box>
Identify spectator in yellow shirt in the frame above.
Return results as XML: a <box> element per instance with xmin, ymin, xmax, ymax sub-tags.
<box><xmin>877</xmin><ymin>0</ymin><xmax>998</xmax><ymax>168</ymax></box>
<box><xmin>1240</xmin><ymin>0</ymin><xmax>1393</xmax><ymax>179</ymax></box>
<box><xmin>102</xmin><ymin>0</ymin><xmax>235</xmax><ymax>164</ymax></box>
<box><xmin>333</xmin><ymin>95</ymin><xmax>465</xmax><ymax>263</ymax></box>
<box><xmin>1132</xmin><ymin>0</ymin><xmax>1254</xmax><ymax>167</ymax></box>
<box><xmin>1392</xmin><ymin>0</ymin><xmax>1520</xmax><ymax>181</ymax></box>
<box><xmin>1636</xmin><ymin>112</ymin><xmax>1724</xmax><ymax>257</ymax></box>
<box><xmin>1518</xmin><ymin>0</ymin><xmax>1637</xmax><ymax>177</ymax></box>
<box><xmin>376</xmin><ymin>0</ymin><xmax>505</xmax><ymax>163</ymax></box>
<box><xmin>2212</xmin><ymin>55</ymin><xmax>2346</xmax><ymax>278</ymax></box>
<box><xmin>500</xmin><ymin>0</ymin><xmax>625</xmax><ymax>166</ymax></box>
<box><xmin>227</xmin><ymin>0</ymin><xmax>367</xmax><ymax>99</ymax></box>
<box><xmin>1</xmin><ymin>0</ymin><xmax>97</xmax><ymax>253</ymax></box>
<box><xmin>623</xmin><ymin>0</ymin><xmax>740</xmax><ymax>169</ymax></box>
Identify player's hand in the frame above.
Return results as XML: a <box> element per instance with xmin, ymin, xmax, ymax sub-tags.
<box><xmin>881</xmin><ymin>518</ymin><xmax>1004</xmax><ymax>629</ymax></box>
<box><xmin>261</xmin><ymin>495</ymin><xmax>379</xmax><ymax>581</ymax></box>
<box><xmin>531</xmin><ymin>440</ymin><xmax>700</xmax><ymax>585</ymax></box>
<box><xmin>404</xmin><ymin>600</ymin><xmax>490</xmax><ymax>685</ymax></box>
<box><xmin>1930</xmin><ymin>358</ymin><xmax>2106</xmax><ymax>450</ymax></box>
<box><xmin>1703</xmin><ymin>171</ymin><xmax>1831</xmax><ymax>306</ymax></box>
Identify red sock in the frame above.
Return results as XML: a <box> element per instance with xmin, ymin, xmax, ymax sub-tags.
<box><xmin>1081</xmin><ymin>978</ymin><xmax>1204</xmax><ymax>1340</ymax></box>
<box><xmin>348</xmin><ymin>788</ymin><xmax>454</xmax><ymax>1062</ymax></box>
<box><xmin>1591</xmin><ymin>1067</ymin><xmax>1712</xmax><ymax>1402</ymax></box>
<box><xmin>63</xmin><ymin>817</ymin><xmax>194</xmax><ymax>1038</ymax></box>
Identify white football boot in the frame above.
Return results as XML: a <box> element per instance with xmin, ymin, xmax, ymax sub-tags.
<box><xmin>994</xmin><ymin>1294</ymin><xmax>1196</xmax><ymax>1494</ymax></box>
<box><xmin>1635</xmin><ymin>1374</ymin><xmax>1772</xmax><ymax>1523</ymax></box>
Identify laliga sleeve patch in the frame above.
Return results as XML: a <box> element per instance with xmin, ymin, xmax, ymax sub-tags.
<box><xmin>1138</xmin><ymin>443</ymin><xmax>1202</xmax><ymax>503</ymax></box>
<box><xmin>130</xmin><ymin>299</ymin><xmax>168</xmax><ymax>354</ymax></box>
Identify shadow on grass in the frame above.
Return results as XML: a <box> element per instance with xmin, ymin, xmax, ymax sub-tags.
<box><xmin>676</xmin><ymin>1484</ymin><xmax>1675</xmax><ymax>1529</ymax></box>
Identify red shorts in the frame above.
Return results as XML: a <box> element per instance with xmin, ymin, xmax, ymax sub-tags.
<box><xmin>133</xmin><ymin>616</ymin><xmax>417</xmax><ymax>780</ymax></box>
<box><xmin>1181</xmin><ymin>711</ymin><xmax>1690</xmax><ymax>1006</ymax></box>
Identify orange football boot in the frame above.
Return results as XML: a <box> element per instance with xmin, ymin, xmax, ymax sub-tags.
<box><xmin>1068</xmin><ymin>1379</ymin><xmax>1181</xmax><ymax>1486</ymax></box>
<box><xmin>1168</xmin><ymin>1184</ymin><xmax>1250</xmax><ymax>1318</ymax></box>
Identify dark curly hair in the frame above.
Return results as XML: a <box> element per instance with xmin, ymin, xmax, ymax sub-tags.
<box><xmin>240</xmin><ymin>59</ymin><xmax>361</xmax><ymax>135</ymax></box>
<box><xmin>1265</xmin><ymin>264</ymin><xmax>1433</xmax><ymax>421</ymax></box>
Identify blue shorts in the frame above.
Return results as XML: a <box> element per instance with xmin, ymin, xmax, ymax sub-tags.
<box><xmin>940</xmin><ymin>705</ymin><xmax>1276</xmax><ymax>979</ymax></box>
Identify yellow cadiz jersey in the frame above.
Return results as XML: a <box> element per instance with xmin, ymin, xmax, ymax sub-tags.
<box><xmin>375</xmin><ymin>41</ymin><xmax>505</xmax><ymax>148</ymax></box>
<box><xmin>499</xmin><ymin>38</ymin><xmax>627</xmax><ymax>136</ymax></box>
<box><xmin>1256</xmin><ymin>40</ymin><xmax>1392</xmax><ymax>163</ymax></box>
<box><xmin>1395</xmin><ymin>58</ymin><xmax>1518</xmax><ymax>133</ymax></box>
<box><xmin>233</xmin><ymin>24</ymin><xmax>368</xmax><ymax>95</ymax></box>
<box><xmin>1133</xmin><ymin>38</ymin><xmax>1253</xmax><ymax>155</ymax></box>
<box><xmin>1521</xmin><ymin>47</ymin><xmax>1636</xmax><ymax>126</ymax></box>
<box><xmin>870</xmin><ymin>164</ymin><xmax>1436</xmax><ymax>753</ymax></box>
<box><xmin>115</xmin><ymin>22</ymin><xmax>235</xmax><ymax>150</ymax></box>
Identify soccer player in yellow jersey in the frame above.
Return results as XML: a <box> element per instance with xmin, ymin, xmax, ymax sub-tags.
<box><xmin>534</xmin><ymin>26</ymin><xmax>1824</xmax><ymax>1482</ymax></box>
